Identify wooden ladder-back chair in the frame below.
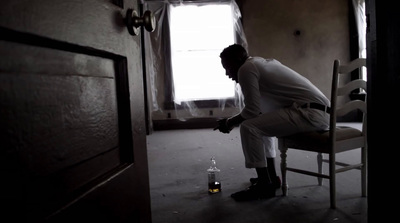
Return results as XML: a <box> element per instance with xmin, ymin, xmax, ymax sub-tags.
<box><xmin>277</xmin><ymin>58</ymin><xmax>367</xmax><ymax>209</ymax></box>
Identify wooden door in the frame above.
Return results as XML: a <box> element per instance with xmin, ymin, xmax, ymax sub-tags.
<box><xmin>0</xmin><ymin>0</ymin><xmax>151</xmax><ymax>222</ymax></box>
<box><xmin>365</xmin><ymin>0</ymin><xmax>400</xmax><ymax>221</ymax></box>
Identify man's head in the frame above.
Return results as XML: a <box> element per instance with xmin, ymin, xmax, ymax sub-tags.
<box><xmin>220</xmin><ymin>44</ymin><xmax>249</xmax><ymax>83</ymax></box>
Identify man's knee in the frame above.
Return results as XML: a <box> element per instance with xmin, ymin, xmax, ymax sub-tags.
<box><xmin>239</xmin><ymin>120</ymin><xmax>252</xmax><ymax>134</ymax></box>
<box><xmin>240</xmin><ymin>120</ymin><xmax>261</xmax><ymax>137</ymax></box>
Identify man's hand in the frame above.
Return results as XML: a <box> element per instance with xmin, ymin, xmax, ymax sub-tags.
<box><xmin>213</xmin><ymin>118</ymin><xmax>233</xmax><ymax>134</ymax></box>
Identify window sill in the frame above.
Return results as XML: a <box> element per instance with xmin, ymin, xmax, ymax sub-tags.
<box><xmin>164</xmin><ymin>98</ymin><xmax>237</xmax><ymax>110</ymax></box>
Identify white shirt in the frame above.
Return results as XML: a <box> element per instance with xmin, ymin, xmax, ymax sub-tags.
<box><xmin>238</xmin><ymin>57</ymin><xmax>330</xmax><ymax>119</ymax></box>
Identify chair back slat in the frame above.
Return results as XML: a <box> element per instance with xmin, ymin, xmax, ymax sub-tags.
<box><xmin>336</xmin><ymin>100</ymin><xmax>367</xmax><ymax>116</ymax></box>
<box><xmin>337</xmin><ymin>79</ymin><xmax>367</xmax><ymax>95</ymax></box>
<box><xmin>338</xmin><ymin>58</ymin><xmax>366</xmax><ymax>73</ymax></box>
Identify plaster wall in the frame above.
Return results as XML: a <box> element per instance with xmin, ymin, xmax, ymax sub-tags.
<box><xmin>241</xmin><ymin>0</ymin><xmax>350</xmax><ymax>98</ymax></box>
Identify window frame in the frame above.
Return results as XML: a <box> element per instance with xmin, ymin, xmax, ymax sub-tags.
<box><xmin>163</xmin><ymin>2</ymin><xmax>244</xmax><ymax>110</ymax></box>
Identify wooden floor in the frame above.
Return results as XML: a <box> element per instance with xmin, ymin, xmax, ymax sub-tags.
<box><xmin>146</xmin><ymin>123</ymin><xmax>368</xmax><ymax>223</ymax></box>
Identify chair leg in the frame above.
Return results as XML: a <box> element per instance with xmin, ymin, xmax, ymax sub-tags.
<box><xmin>317</xmin><ymin>153</ymin><xmax>323</xmax><ymax>186</ymax></box>
<box><xmin>361</xmin><ymin>146</ymin><xmax>367</xmax><ymax>197</ymax></box>
<box><xmin>329</xmin><ymin>153</ymin><xmax>336</xmax><ymax>209</ymax></box>
<box><xmin>278</xmin><ymin>139</ymin><xmax>288</xmax><ymax>196</ymax></box>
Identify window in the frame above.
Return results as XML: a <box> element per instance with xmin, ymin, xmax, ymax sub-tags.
<box><xmin>169</xmin><ymin>3</ymin><xmax>236</xmax><ymax>105</ymax></box>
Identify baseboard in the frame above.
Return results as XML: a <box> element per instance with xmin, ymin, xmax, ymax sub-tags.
<box><xmin>152</xmin><ymin>117</ymin><xmax>220</xmax><ymax>130</ymax></box>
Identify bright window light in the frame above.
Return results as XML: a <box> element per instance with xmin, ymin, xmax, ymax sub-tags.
<box><xmin>361</xmin><ymin>2</ymin><xmax>367</xmax><ymax>82</ymax></box>
<box><xmin>169</xmin><ymin>4</ymin><xmax>235</xmax><ymax>104</ymax></box>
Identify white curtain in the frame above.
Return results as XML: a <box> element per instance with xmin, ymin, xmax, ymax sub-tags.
<box><xmin>144</xmin><ymin>0</ymin><xmax>247</xmax><ymax>120</ymax></box>
<box><xmin>352</xmin><ymin>0</ymin><xmax>366</xmax><ymax>58</ymax></box>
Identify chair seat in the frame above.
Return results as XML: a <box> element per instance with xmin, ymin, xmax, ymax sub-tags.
<box><xmin>282</xmin><ymin>126</ymin><xmax>363</xmax><ymax>153</ymax></box>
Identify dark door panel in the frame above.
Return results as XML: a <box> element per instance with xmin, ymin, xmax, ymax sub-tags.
<box><xmin>0</xmin><ymin>0</ymin><xmax>150</xmax><ymax>222</ymax></box>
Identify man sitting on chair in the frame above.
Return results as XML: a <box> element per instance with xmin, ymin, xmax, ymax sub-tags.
<box><xmin>214</xmin><ymin>44</ymin><xmax>330</xmax><ymax>201</ymax></box>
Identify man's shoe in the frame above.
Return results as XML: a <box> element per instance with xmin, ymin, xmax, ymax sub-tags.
<box><xmin>231</xmin><ymin>182</ymin><xmax>276</xmax><ymax>202</ymax></box>
<box><xmin>250</xmin><ymin>176</ymin><xmax>281</xmax><ymax>189</ymax></box>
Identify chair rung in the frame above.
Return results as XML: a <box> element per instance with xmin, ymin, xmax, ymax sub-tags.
<box><xmin>322</xmin><ymin>159</ymin><xmax>363</xmax><ymax>171</ymax></box>
<box><xmin>286</xmin><ymin>167</ymin><xmax>330</xmax><ymax>179</ymax></box>
<box><xmin>336</xmin><ymin>164</ymin><xmax>363</xmax><ymax>173</ymax></box>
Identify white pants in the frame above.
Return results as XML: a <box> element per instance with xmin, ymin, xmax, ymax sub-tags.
<box><xmin>239</xmin><ymin>102</ymin><xmax>329</xmax><ymax>168</ymax></box>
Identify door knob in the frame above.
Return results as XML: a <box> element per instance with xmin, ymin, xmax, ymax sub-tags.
<box><xmin>125</xmin><ymin>9</ymin><xmax>156</xmax><ymax>36</ymax></box>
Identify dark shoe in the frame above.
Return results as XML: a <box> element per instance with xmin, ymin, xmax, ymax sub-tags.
<box><xmin>231</xmin><ymin>183</ymin><xmax>276</xmax><ymax>202</ymax></box>
<box><xmin>250</xmin><ymin>176</ymin><xmax>281</xmax><ymax>189</ymax></box>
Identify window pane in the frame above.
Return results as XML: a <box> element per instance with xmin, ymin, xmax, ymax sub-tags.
<box><xmin>170</xmin><ymin>4</ymin><xmax>235</xmax><ymax>103</ymax></box>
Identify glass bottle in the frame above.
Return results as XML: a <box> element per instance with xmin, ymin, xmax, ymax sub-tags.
<box><xmin>208</xmin><ymin>156</ymin><xmax>221</xmax><ymax>193</ymax></box>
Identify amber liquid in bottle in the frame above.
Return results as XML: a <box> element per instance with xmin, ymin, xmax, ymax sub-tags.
<box><xmin>208</xmin><ymin>181</ymin><xmax>221</xmax><ymax>193</ymax></box>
